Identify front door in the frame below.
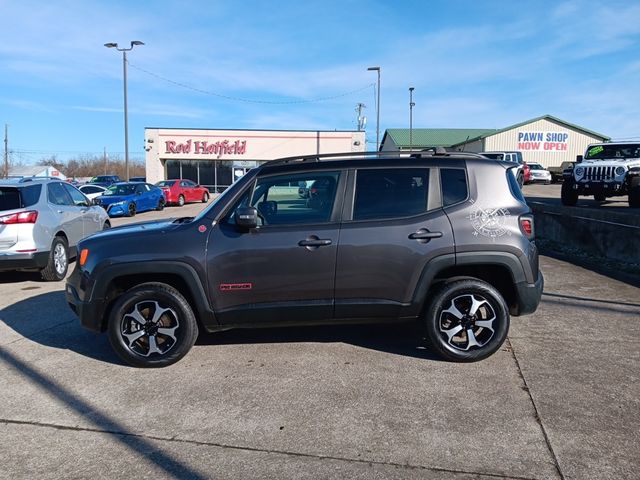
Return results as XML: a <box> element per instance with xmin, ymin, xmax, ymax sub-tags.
<box><xmin>207</xmin><ymin>170</ymin><xmax>343</xmax><ymax>325</ymax></box>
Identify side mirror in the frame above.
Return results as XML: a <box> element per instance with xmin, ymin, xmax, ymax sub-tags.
<box><xmin>576</xmin><ymin>155</ymin><xmax>583</xmax><ymax>163</ymax></box>
<box><xmin>236</xmin><ymin>207</ymin><xmax>258</xmax><ymax>229</ymax></box>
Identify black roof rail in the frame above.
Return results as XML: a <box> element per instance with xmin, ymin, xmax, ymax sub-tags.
<box><xmin>264</xmin><ymin>150</ymin><xmax>404</xmax><ymax>166</ymax></box>
<box><xmin>17</xmin><ymin>176</ymin><xmax>63</xmax><ymax>183</ymax></box>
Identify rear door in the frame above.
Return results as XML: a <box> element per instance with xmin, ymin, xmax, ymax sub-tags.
<box><xmin>334</xmin><ymin>167</ymin><xmax>455</xmax><ymax>319</ymax></box>
<box><xmin>47</xmin><ymin>182</ymin><xmax>84</xmax><ymax>247</ymax></box>
<box><xmin>207</xmin><ymin>169</ymin><xmax>344</xmax><ymax>324</ymax></box>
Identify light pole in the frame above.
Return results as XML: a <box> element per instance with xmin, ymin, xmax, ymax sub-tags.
<box><xmin>104</xmin><ymin>40</ymin><xmax>144</xmax><ymax>181</ymax></box>
<box><xmin>409</xmin><ymin>87</ymin><xmax>415</xmax><ymax>151</ymax></box>
<box><xmin>367</xmin><ymin>66</ymin><xmax>381</xmax><ymax>151</ymax></box>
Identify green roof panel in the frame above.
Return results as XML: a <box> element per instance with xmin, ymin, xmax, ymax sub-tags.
<box><xmin>386</xmin><ymin>128</ymin><xmax>497</xmax><ymax>148</ymax></box>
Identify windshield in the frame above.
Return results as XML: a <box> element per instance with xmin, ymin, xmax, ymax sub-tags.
<box><xmin>585</xmin><ymin>144</ymin><xmax>640</xmax><ymax>160</ymax></box>
<box><xmin>104</xmin><ymin>184</ymin><xmax>136</xmax><ymax>196</ymax></box>
<box><xmin>529</xmin><ymin>164</ymin><xmax>544</xmax><ymax>170</ymax></box>
<box><xmin>156</xmin><ymin>180</ymin><xmax>176</xmax><ymax>187</ymax></box>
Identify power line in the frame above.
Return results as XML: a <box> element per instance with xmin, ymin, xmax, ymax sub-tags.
<box><xmin>128</xmin><ymin>62</ymin><xmax>375</xmax><ymax>105</ymax></box>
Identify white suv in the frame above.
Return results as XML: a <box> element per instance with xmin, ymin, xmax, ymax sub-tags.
<box><xmin>0</xmin><ymin>178</ymin><xmax>110</xmax><ymax>280</ymax></box>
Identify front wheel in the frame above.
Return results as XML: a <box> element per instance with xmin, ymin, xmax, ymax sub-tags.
<box><xmin>127</xmin><ymin>202</ymin><xmax>136</xmax><ymax>217</ymax></box>
<box><xmin>561</xmin><ymin>180</ymin><xmax>578</xmax><ymax>206</ymax></box>
<box><xmin>40</xmin><ymin>236</ymin><xmax>68</xmax><ymax>281</ymax></box>
<box><xmin>107</xmin><ymin>283</ymin><xmax>199</xmax><ymax>368</ymax></box>
<box><xmin>202</xmin><ymin>192</ymin><xmax>209</xmax><ymax>203</ymax></box>
<box><xmin>178</xmin><ymin>195</ymin><xmax>185</xmax><ymax>207</ymax></box>
<box><xmin>424</xmin><ymin>279</ymin><xmax>509</xmax><ymax>362</ymax></box>
<box><xmin>629</xmin><ymin>177</ymin><xmax>640</xmax><ymax>208</ymax></box>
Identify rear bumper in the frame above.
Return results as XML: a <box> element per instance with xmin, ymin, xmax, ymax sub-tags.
<box><xmin>513</xmin><ymin>270</ymin><xmax>544</xmax><ymax>316</ymax></box>
<box><xmin>0</xmin><ymin>251</ymin><xmax>49</xmax><ymax>271</ymax></box>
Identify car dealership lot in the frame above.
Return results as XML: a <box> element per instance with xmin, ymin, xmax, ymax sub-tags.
<box><xmin>0</xmin><ymin>202</ymin><xmax>638</xmax><ymax>479</ymax></box>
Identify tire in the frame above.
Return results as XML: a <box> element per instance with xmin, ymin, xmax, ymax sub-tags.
<box><xmin>156</xmin><ymin>198</ymin><xmax>165</xmax><ymax>211</ymax></box>
<box><xmin>107</xmin><ymin>283</ymin><xmax>199</xmax><ymax>368</ymax></box>
<box><xmin>594</xmin><ymin>193</ymin><xmax>606</xmax><ymax>202</ymax></box>
<box><xmin>178</xmin><ymin>195</ymin><xmax>185</xmax><ymax>207</ymax></box>
<box><xmin>40</xmin><ymin>236</ymin><xmax>69</xmax><ymax>282</ymax></box>
<box><xmin>127</xmin><ymin>202</ymin><xmax>136</xmax><ymax>217</ymax></box>
<box><xmin>103</xmin><ymin>221</ymin><xmax>111</xmax><ymax>230</ymax></box>
<box><xmin>202</xmin><ymin>192</ymin><xmax>209</xmax><ymax>203</ymax></box>
<box><xmin>517</xmin><ymin>172</ymin><xmax>524</xmax><ymax>188</ymax></box>
<box><xmin>629</xmin><ymin>177</ymin><xmax>640</xmax><ymax>208</ymax></box>
<box><xmin>561</xmin><ymin>180</ymin><xmax>578</xmax><ymax>206</ymax></box>
<box><xmin>423</xmin><ymin>279</ymin><xmax>510</xmax><ymax>362</ymax></box>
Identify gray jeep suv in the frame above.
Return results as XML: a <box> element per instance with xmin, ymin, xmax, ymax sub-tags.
<box><xmin>66</xmin><ymin>151</ymin><xmax>543</xmax><ymax>367</ymax></box>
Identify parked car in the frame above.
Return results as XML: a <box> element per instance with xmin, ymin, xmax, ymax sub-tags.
<box><xmin>78</xmin><ymin>184</ymin><xmax>108</xmax><ymax>201</ymax></box>
<box><xmin>522</xmin><ymin>162</ymin><xmax>531</xmax><ymax>184</ymax></box>
<box><xmin>155</xmin><ymin>179</ymin><xmax>210</xmax><ymax>206</ymax></box>
<box><xmin>0</xmin><ymin>178</ymin><xmax>110</xmax><ymax>281</ymax></box>
<box><xmin>306</xmin><ymin>177</ymin><xmax>336</xmax><ymax>210</ymax></box>
<box><xmin>88</xmin><ymin>175</ymin><xmax>121</xmax><ymax>188</ymax></box>
<box><xmin>66</xmin><ymin>151</ymin><xmax>543</xmax><ymax>367</ymax></box>
<box><xmin>480</xmin><ymin>151</ymin><xmax>525</xmax><ymax>187</ymax></box>
<box><xmin>94</xmin><ymin>182</ymin><xmax>165</xmax><ymax>217</ymax></box>
<box><xmin>548</xmin><ymin>161</ymin><xmax>575</xmax><ymax>183</ymax></box>
<box><xmin>526</xmin><ymin>163</ymin><xmax>551</xmax><ymax>184</ymax></box>
<box><xmin>129</xmin><ymin>176</ymin><xmax>146</xmax><ymax>182</ymax></box>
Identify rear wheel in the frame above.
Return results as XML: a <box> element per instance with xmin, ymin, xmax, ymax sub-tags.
<box><xmin>107</xmin><ymin>283</ymin><xmax>199</xmax><ymax>368</ymax></box>
<box><xmin>424</xmin><ymin>279</ymin><xmax>509</xmax><ymax>362</ymax></box>
<box><xmin>103</xmin><ymin>221</ymin><xmax>111</xmax><ymax>230</ymax></box>
<box><xmin>178</xmin><ymin>195</ymin><xmax>185</xmax><ymax>207</ymax></box>
<box><xmin>561</xmin><ymin>180</ymin><xmax>578</xmax><ymax>206</ymax></box>
<box><xmin>40</xmin><ymin>236</ymin><xmax>68</xmax><ymax>281</ymax></box>
<box><xmin>156</xmin><ymin>198</ymin><xmax>165</xmax><ymax>211</ymax></box>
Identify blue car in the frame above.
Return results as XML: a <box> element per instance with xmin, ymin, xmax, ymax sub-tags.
<box><xmin>95</xmin><ymin>182</ymin><xmax>165</xmax><ymax>217</ymax></box>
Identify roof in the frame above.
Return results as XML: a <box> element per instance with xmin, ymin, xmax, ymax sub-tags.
<box><xmin>382</xmin><ymin>128</ymin><xmax>497</xmax><ymax>149</ymax></box>
<box><xmin>8</xmin><ymin>165</ymin><xmax>52</xmax><ymax>177</ymax></box>
<box><xmin>382</xmin><ymin>115</ymin><xmax>610</xmax><ymax>149</ymax></box>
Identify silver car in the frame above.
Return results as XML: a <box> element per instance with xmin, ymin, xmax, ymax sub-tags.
<box><xmin>0</xmin><ymin>178</ymin><xmax>110</xmax><ymax>281</ymax></box>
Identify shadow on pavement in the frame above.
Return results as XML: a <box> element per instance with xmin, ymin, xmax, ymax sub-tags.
<box><xmin>1</xmin><ymin>291</ymin><xmax>441</xmax><ymax>365</ymax></box>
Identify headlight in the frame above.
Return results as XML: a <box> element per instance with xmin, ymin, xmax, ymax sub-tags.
<box><xmin>615</xmin><ymin>166</ymin><xmax>625</xmax><ymax>176</ymax></box>
<box><xmin>574</xmin><ymin>167</ymin><xmax>584</xmax><ymax>177</ymax></box>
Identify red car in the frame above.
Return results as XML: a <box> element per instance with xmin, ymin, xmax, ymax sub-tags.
<box><xmin>522</xmin><ymin>162</ymin><xmax>532</xmax><ymax>184</ymax></box>
<box><xmin>155</xmin><ymin>179</ymin><xmax>210</xmax><ymax>206</ymax></box>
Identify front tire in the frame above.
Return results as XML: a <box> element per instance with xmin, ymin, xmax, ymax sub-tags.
<box><xmin>629</xmin><ymin>177</ymin><xmax>640</xmax><ymax>208</ymax></box>
<box><xmin>178</xmin><ymin>195</ymin><xmax>185</xmax><ymax>207</ymax></box>
<box><xmin>424</xmin><ymin>279</ymin><xmax>509</xmax><ymax>362</ymax></box>
<box><xmin>202</xmin><ymin>192</ymin><xmax>209</xmax><ymax>203</ymax></box>
<box><xmin>127</xmin><ymin>202</ymin><xmax>136</xmax><ymax>217</ymax></box>
<box><xmin>107</xmin><ymin>283</ymin><xmax>198</xmax><ymax>368</ymax></box>
<box><xmin>561</xmin><ymin>180</ymin><xmax>578</xmax><ymax>206</ymax></box>
<box><xmin>40</xmin><ymin>236</ymin><xmax>68</xmax><ymax>281</ymax></box>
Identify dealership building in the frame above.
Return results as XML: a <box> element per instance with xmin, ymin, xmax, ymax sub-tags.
<box><xmin>144</xmin><ymin>128</ymin><xmax>365</xmax><ymax>191</ymax></box>
<box><xmin>381</xmin><ymin>115</ymin><xmax>610</xmax><ymax>168</ymax></box>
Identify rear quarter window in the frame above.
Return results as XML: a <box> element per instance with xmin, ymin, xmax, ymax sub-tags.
<box><xmin>441</xmin><ymin>168</ymin><xmax>468</xmax><ymax>206</ymax></box>
<box><xmin>0</xmin><ymin>184</ymin><xmax>42</xmax><ymax>211</ymax></box>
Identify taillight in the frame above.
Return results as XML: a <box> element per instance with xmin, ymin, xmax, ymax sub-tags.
<box><xmin>310</xmin><ymin>188</ymin><xmax>318</xmax><ymax>195</ymax></box>
<box><xmin>0</xmin><ymin>210</ymin><xmax>38</xmax><ymax>224</ymax></box>
<box><xmin>520</xmin><ymin>215</ymin><xmax>534</xmax><ymax>240</ymax></box>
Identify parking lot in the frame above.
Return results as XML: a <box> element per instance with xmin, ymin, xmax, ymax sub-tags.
<box><xmin>1</xmin><ymin>201</ymin><xmax>638</xmax><ymax>479</ymax></box>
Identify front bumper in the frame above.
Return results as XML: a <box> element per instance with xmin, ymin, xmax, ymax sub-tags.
<box><xmin>513</xmin><ymin>270</ymin><xmax>544</xmax><ymax>316</ymax></box>
<box><xmin>65</xmin><ymin>268</ymin><xmax>106</xmax><ymax>332</ymax></box>
<box><xmin>572</xmin><ymin>181</ymin><xmax>625</xmax><ymax>195</ymax></box>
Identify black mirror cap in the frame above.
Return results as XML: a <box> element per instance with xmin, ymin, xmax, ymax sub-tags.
<box><xmin>236</xmin><ymin>207</ymin><xmax>258</xmax><ymax>229</ymax></box>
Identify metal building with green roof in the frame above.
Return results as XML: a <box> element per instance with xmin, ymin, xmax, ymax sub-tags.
<box><xmin>380</xmin><ymin>115</ymin><xmax>610</xmax><ymax>169</ymax></box>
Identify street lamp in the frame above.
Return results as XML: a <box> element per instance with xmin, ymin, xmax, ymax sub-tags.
<box><xmin>409</xmin><ymin>87</ymin><xmax>415</xmax><ymax>151</ymax></box>
<box><xmin>367</xmin><ymin>66</ymin><xmax>381</xmax><ymax>151</ymax></box>
<box><xmin>104</xmin><ymin>40</ymin><xmax>145</xmax><ymax>181</ymax></box>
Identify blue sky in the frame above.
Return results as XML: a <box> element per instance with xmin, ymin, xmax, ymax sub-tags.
<box><xmin>1</xmin><ymin>0</ymin><xmax>639</xmax><ymax>164</ymax></box>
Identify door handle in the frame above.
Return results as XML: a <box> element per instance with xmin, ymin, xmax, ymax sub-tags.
<box><xmin>408</xmin><ymin>229</ymin><xmax>443</xmax><ymax>242</ymax></box>
<box><xmin>298</xmin><ymin>238</ymin><xmax>332</xmax><ymax>247</ymax></box>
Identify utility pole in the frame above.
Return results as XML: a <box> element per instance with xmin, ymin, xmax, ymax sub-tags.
<box><xmin>104</xmin><ymin>147</ymin><xmax>108</xmax><ymax>174</ymax></box>
<box><xmin>356</xmin><ymin>103</ymin><xmax>366</xmax><ymax>131</ymax></box>
<box><xmin>3</xmin><ymin>124</ymin><xmax>8</xmax><ymax>179</ymax></box>
<box><xmin>409</xmin><ymin>87</ymin><xmax>415</xmax><ymax>151</ymax></box>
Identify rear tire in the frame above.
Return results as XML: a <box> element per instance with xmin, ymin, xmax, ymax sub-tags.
<box><xmin>178</xmin><ymin>195</ymin><xmax>185</xmax><ymax>207</ymax></box>
<box><xmin>561</xmin><ymin>180</ymin><xmax>578</xmax><ymax>206</ymax></box>
<box><xmin>423</xmin><ymin>279</ymin><xmax>510</xmax><ymax>362</ymax></box>
<box><xmin>107</xmin><ymin>283</ymin><xmax>198</xmax><ymax>368</ymax></box>
<box><xmin>156</xmin><ymin>198</ymin><xmax>165</xmax><ymax>211</ymax></box>
<box><xmin>40</xmin><ymin>236</ymin><xmax>68</xmax><ymax>282</ymax></box>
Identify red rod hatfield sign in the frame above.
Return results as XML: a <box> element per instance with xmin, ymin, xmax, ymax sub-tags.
<box><xmin>165</xmin><ymin>140</ymin><xmax>247</xmax><ymax>155</ymax></box>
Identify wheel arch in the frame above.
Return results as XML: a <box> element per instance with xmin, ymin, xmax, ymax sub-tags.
<box><xmin>94</xmin><ymin>262</ymin><xmax>217</xmax><ymax>332</ymax></box>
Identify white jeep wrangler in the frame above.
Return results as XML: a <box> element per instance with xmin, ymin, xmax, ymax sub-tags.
<box><xmin>561</xmin><ymin>142</ymin><xmax>640</xmax><ymax>208</ymax></box>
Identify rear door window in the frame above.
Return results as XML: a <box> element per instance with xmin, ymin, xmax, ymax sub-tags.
<box><xmin>441</xmin><ymin>168</ymin><xmax>468</xmax><ymax>206</ymax></box>
<box><xmin>353</xmin><ymin>168</ymin><xmax>429</xmax><ymax>220</ymax></box>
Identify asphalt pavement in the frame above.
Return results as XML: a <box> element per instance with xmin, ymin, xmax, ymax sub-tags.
<box><xmin>0</xmin><ymin>201</ymin><xmax>638</xmax><ymax>479</ymax></box>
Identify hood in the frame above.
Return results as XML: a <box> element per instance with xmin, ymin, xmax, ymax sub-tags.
<box><xmin>86</xmin><ymin>217</ymin><xmax>187</xmax><ymax>241</ymax></box>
